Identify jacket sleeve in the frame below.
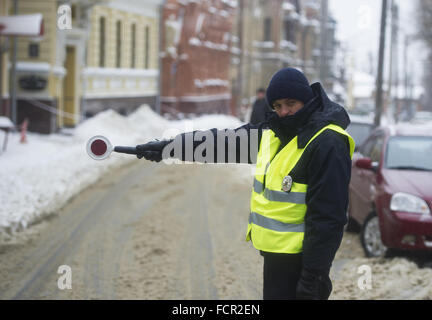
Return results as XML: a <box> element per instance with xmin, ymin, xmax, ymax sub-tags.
<box><xmin>302</xmin><ymin>131</ymin><xmax>352</xmax><ymax>274</ymax></box>
<box><xmin>169</xmin><ymin>122</ymin><xmax>266</xmax><ymax>164</ymax></box>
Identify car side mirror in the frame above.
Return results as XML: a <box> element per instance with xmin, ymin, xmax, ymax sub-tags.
<box><xmin>355</xmin><ymin>157</ymin><xmax>379</xmax><ymax>172</ymax></box>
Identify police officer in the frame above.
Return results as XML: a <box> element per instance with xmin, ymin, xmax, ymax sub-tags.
<box><xmin>136</xmin><ymin>68</ymin><xmax>354</xmax><ymax>300</ymax></box>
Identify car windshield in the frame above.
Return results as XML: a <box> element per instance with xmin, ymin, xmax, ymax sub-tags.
<box><xmin>386</xmin><ymin>136</ymin><xmax>432</xmax><ymax>171</ymax></box>
<box><xmin>346</xmin><ymin>122</ymin><xmax>373</xmax><ymax>147</ymax></box>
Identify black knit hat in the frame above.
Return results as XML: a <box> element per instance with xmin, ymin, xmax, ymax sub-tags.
<box><xmin>266</xmin><ymin>67</ymin><xmax>315</xmax><ymax>109</ymax></box>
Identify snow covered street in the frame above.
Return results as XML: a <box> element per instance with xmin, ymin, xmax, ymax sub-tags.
<box><xmin>0</xmin><ymin>161</ymin><xmax>260</xmax><ymax>299</ymax></box>
<box><xmin>0</xmin><ymin>106</ymin><xmax>243</xmax><ymax>238</ymax></box>
<box><xmin>1</xmin><ymin>106</ymin><xmax>432</xmax><ymax>300</ymax></box>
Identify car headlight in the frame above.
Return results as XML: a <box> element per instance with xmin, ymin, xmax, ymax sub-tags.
<box><xmin>390</xmin><ymin>192</ymin><xmax>431</xmax><ymax>215</ymax></box>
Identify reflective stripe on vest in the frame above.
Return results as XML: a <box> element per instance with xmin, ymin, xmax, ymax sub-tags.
<box><xmin>249</xmin><ymin>212</ymin><xmax>305</xmax><ymax>233</ymax></box>
<box><xmin>246</xmin><ymin>124</ymin><xmax>355</xmax><ymax>254</ymax></box>
<box><xmin>254</xmin><ymin>178</ymin><xmax>306</xmax><ymax>204</ymax></box>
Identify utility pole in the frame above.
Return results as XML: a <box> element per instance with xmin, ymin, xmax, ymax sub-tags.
<box><xmin>319</xmin><ymin>0</ymin><xmax>328</xmax><ymax>85</ymax></box>
<box><xmin>9</xmin><ymin>0</ymin><xmax>18</xmax><ymax>126</ymax></box>
<box><xmin>156</xmin><ymin>0</ymin><xmax>167</xmax><ymax>115</ymax></box>
<box><xmin>403</xmin><ymin>34</ymin><xmax>409</xmax><ymax>120</ymax></box>
<box><xmin>0</xmin><ymin>34</ymin><xmax>7</xmax><ymax>115</ymax></box>
<box><xmin>387</xmin><ymin>0</ymin><xmax>399</xmax><ymax>124</ymax></box>
<box><xmin>301</xmin><ymin>25</ymin><xmax>308</xmax><ymax>73</ymax></box>
<box><xmin>374</xmin><ymin>0</ymin><xmax>388</xmax><ymax>127</ymax></box>
<box><xmin>392</xmin><ymin>1</ymin><xmax>399</xmax><ymax>123</ymax></box>
<box><xmin>404</xmin><ymin>36</ymin><xmax>415</xmax><ymax>119</ymax></box>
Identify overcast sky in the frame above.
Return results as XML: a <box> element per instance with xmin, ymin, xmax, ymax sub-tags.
<box><xmin>329</xmin><ymin>0</ymin><xmax>426</xmax><ymax>85</ymax></box>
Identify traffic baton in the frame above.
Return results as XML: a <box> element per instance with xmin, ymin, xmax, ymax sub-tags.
<box><xmin>86</xmin><ymin>135</ymin><xmax>138</xmax><ymax>160</ymax></box>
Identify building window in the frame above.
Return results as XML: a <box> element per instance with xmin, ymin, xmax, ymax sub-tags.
<box><xmin>71</xmin><ymin>4</ymin><xmax>77</xmax><ymax>27</ymax></box>
<box><xmin>131</xmin><ymin>23</ymin><xmax>136</xmax><ymax>68</ymax></box>
<box><xmin>99</xmin><ymin>17</ymin><xmax>105</xmax><ymax>67</ymax></box>
<box><xmin>284</xmin><ymin>20</ymin><xmax>296</xmax><ymax>43</ymax></box>
<box><xmin>71</xmin><ymin>4</ymin><xmax>76</xmax><ymax>19</ymax></box>
<box><xmin>264</xmin><ymin>17</ymin><xmax>272</xmax><ymax>42</ymax></box>
<box><xmin>144</xmin><ymin>25</ymin><xmax>150</xmax><ymax>69</ymax></box>
<box><xmin>116</xmin><ymin>20</ymin><xmax>122</xmax><ymax>68</ymax></box>
<box><xmin>28</xmin><ymin>43</ymin><xmax>39</xmax><ymax>58</ymax></box>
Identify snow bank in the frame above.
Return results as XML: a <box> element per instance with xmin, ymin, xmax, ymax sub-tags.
<box><xmin>332</xmin><ymin>256</ymin><xmax>432</xmax><ymax>300</ymax></box>
<box><xmin>0</xmin><ymin>105</ymin><xmax>244</xmax><ymax>238</ymax></box>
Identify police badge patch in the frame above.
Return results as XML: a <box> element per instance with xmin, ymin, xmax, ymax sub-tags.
<box><xmin>282</xmin><ymin>175</ymin><xmax>293</xmax><ymax>192</ymax></box>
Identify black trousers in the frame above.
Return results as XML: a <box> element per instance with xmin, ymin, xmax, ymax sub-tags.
<box><xmin>261</xmin><ymin>251</ymin><xmax>303</xmax><ymax>300</ymax></box>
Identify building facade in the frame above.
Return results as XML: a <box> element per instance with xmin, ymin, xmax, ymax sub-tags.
<box><xmin>2</xmin><ymin>0</ymin><xmax>341</xmax><ymax>131</ymax></box>
<box><xmin>3</xmin><ymin>0</ymin><xmax>162</xmax><ymax>133</ymax></box>
<box><xmin>84</xmin><ymin>0</ymin><xmax>161</xmax><ymax>119</ymax></box>
<box><xmin>230</xmin><ymin>0</ymin><xmax>324</xmax><ymax>117</ymax></box>
<box><xmin>160</xmin><ymin>0</ymin><xmax>237</xmax><ymax>117</ymax></box>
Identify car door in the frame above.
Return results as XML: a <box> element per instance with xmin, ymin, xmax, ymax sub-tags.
<box><xmin>350</xmin><ymin>133</ymin><xmax>384</xmax><ymax>225</ymax></box>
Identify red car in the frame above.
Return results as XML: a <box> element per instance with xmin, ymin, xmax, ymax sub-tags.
<box><xmin>348</xmin><ymin>123</ymin><xmax>432</xmax><ymax>257</ymax></box>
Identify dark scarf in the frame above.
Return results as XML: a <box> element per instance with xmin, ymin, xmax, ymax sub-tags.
<box><xmin>268</xmin><ymin>96</ymin><xmax>320</xmax><ymax>148</ymax></box>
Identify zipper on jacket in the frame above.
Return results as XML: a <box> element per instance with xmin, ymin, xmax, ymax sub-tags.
<box><xmin>262</xmin><ymin>162</ymin><xmax>271</xmax><ymax>190</ymax></box>
<box><xmin>263</xmin><ymin>151</ymin><xmax>280</xmax><ymax>190</ymax></box>
<box><xmin>262</xmin><ymin>140</ymin><xmax>285</xmax><ymax>191</ymax></box>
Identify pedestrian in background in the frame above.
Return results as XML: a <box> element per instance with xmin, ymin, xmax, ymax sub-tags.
<box><xmin>135</xmin><ymin>67</ymin><xmax>355</xmax><ymax>300</ymax></box>
<box><xmin>250</xmin><ymin>88</ymin><xmax>273</xmax><ymax>125</ymax></box>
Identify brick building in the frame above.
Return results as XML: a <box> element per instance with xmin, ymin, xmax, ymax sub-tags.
<box><xmin>160</xmin><ymin>0</ymin><xmax>237</xmax><ymax>117</ymax></box>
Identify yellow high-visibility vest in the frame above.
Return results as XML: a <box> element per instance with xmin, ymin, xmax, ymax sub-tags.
<box><xmin>246</xmin><ymin>124</ymin><xmax>355</xmax><ymax>253</ymax></box>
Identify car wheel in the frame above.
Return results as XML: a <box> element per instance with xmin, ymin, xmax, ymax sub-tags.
<box><xmin>361</xmin><ymin>212</ymin><xmax>388</xmax><ymax>257</ymax></box>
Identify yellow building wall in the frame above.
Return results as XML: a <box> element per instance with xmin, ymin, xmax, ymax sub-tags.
<box><xmin>85</xmin><ymin>5</ymin><xmax>159</xmax><ymax>99</ymax></box>
<box><xmin>16</xmin><ymin>0</ymin><xmax>56</xmax><ymax>65</ymax></box>
<box><xmin>13</xmin><ymin>0</ymin><xmax>66</xmax><ymax>128</ymax></box>
<box><xmin>56</xmin><ymin>73</ymin><xmax>64</xmax><ymax>128</ymax></box>
<box><xmin>14</xmin><ymin>2</ymin><xmax>56</xmax><ymax>95</ymax></box>
<box><xmin>88</xmin><ymin>5</ymin><xmax>159</xmax><ymax>70</ymax></box>
<box><xmin>63</xmin><ymin>46</ymin><xmax>76</xmax><ymax>126</ymax></box>
<box><xmin>148</xmin><ymin>18</ymin><xmax>159</xmax><ymax>70</ymax></box>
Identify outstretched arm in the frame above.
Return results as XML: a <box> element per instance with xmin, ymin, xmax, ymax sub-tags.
<box><xmin>136</xmin><ymin>122</ymin><xmax>267</xmax><ymax>164</ymax></box>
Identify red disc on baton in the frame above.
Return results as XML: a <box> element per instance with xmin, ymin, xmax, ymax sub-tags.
<box><xmin>91</xmin><ymin>139</ymin><xmax>108</xmax><ymax>156</ymax></box>
<box><xmin>86</xmin><ymin>135</ymin><xmax>113</xmax><ymax>160</ymax></box>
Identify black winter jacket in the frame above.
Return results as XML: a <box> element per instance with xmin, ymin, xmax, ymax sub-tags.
<box><xmin>250</xmin><ymin>98</ymin><xmax>273</xmax><ymax>125</ymax></box>
<box><xmin>171</xmin><ymin>82</ymin><xmax>352</xmax><ymax>274</ymax></box>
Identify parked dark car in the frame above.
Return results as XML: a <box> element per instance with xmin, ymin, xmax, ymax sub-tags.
<box><xmin>348</xmin><ymin>123</ymin><xmax>432</xmax><ymax>257</ymax></box>
<box><xmin>346</xmin><ymin>114</ymin><xmax>374</xmax><ymax>149</ymax></box>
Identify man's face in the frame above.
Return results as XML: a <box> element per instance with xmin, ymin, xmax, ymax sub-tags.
<box><xmin>273</xmin><ymin>98</ymin><xmax>304</xmax><ymax>118</ymax></box>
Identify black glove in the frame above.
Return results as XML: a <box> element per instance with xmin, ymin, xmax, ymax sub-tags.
<box><xmin>136</xmin><ymin>139</ymin><xmax>172</xmax><ymax>162</ymax></box>
<box><xmin>296</xmin><ymin>268</ymin><xmax>332</xmax><ymax>300</ymax></box>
